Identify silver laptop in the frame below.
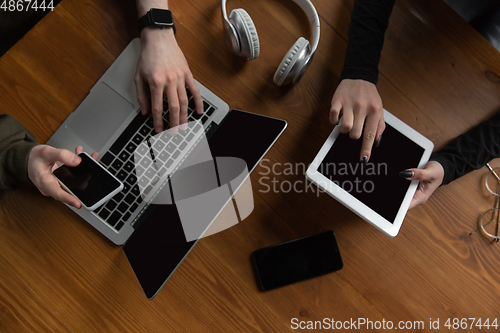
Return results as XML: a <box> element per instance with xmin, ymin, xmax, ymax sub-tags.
<box><xmin>47</xmin><ymin>38</ymin><xmax>232</xmax><ymax>244</ymax></box>
<box><xmin>47</xmin><ymin>38</ymin><xmax>288</xmax><ymax>298</ymax></box>
<box><xmin>47</xmin><ymin>37</ymin><xmax>287</xmax><ymax>243</ymax></box>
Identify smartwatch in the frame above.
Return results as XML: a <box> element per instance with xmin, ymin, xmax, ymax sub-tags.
<box><xmin>139</xmin><ymin>8</ymin><xmax>176</xmax><ymax>34</ymax></box>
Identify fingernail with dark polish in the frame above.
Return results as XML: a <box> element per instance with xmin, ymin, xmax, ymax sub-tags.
<box><xmin>399</xmin><ymin>170</ymin><xmax>414</xmax><ymax>178</ymax></box>
<box><xmin>376</xmin><ymin>134</ymin><xmax>382</xmax><ymax>147</ymax></box>
<box><xmin>361</xmin><ymin>156</ymin><xmax>368</xmax><ymax>165</ymax></box>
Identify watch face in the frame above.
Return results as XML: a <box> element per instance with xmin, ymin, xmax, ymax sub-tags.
<box><xmin>151</xmin><ymin>9</ymin><xmax>173</xmax><ymax>26</ymax></box>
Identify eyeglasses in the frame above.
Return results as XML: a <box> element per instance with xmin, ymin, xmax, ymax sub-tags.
<box><xmin>470</xmin><ymin>164</ymin><xmax>500</xmax><ymax>242</ymax></box>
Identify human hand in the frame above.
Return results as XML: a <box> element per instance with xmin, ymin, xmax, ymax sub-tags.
<box><xmin>27</xmin><ymin>145</ymin><xmax>99</xmax><ymax>209</ymax></box>
<box><xmin>330</xmin><ymin>79</ymin><xmax>385</xmax><ymax>163</ymax></box>
<box><xmin>399</xmin><ymin>161</ymin><xmax>445</xmax><ymax>209</ymax></box>
<box><xmin>135</xmin><ymin>27</ymin><xmax>204</xmax><ymax>133</ymax></box>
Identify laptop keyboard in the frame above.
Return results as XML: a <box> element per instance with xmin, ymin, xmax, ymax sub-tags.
<box><xmin>92</xmin><ymin>89</ymin><xmax>217</xmax><ymax>231</ymax></box>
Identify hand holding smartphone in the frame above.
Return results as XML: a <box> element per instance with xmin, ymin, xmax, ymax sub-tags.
<box><xmin>252</xmin><ymin>230</ymin><xmax>343</xmax><ymax>290</ymax></box>
<box><xmin>53</xmin><ymin>152</ymin><xmax>123</xmax><ymax>210</ymax></box>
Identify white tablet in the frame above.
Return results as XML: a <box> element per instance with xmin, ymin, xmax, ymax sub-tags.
<box><xmin>306</xmin><ymin>109</ymin><xmax>434</xmax><ymax>237</ymax></box>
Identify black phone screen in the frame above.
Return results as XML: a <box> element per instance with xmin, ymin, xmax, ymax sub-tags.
<box><xmin>53</xmin><ymin>153</ymin><xmax>121</xmax><ymax>208</ymax></box>
<box><xmin>252</xmin><ymin>230</ymin><xmax>343</xmax><ymax>290</ymax></box>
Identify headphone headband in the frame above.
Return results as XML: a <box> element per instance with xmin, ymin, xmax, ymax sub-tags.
<box><xmin>290</xmin><ymin>0</ymin><xmax>320</xmax><ymax>54</ymax></box>
<box><xmin>222</xmin><ymin>0</ymin><xmax>320</xmax><ymax>56</ymax></box>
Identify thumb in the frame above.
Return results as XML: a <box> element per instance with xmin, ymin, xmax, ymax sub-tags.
<box><xmin>45</xmin><ymin>146</ymin><xmax>81</xmax><ymax>167</ymax></box>
<box><xmin>399</xmin><ymin>168</ymin><xmax>426</xmax><ymax>181</ymax></box>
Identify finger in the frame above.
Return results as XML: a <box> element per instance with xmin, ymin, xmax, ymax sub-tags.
<box><xmin>409</xmin><ymin>178</ymin><xmax>431</xmax><ymax>208</ymax></box>
<box><xmin>329</xmin><ymin>99</ymin><xmax>342</xmax><ymax>125</ymax></box>
<box><xmin>340</xmin><ymin>108</ymin><xmax>354</xmax><ymax>134</ymax></box>
<box><xmin>41</xmin><ymin>176</ymin><xmax>82</xmax><ymax>209</ymax></box>
<box><xmin>167</xmin><ymin>83</ymin><xmax>180</xmax><ymax>130</ymax></box>
<box><xmin>90</xmin><ymin>152</ymin><xmax>100</xmax><ymax>160</ymax></box>
<box><xmin>178</xmin><ymin>81</ymin><xmax>189</xmax><ymax>126</ymax></box>
<box><xmin>349</xmin><ymin>110</ymin><xmax>366</xmax><ymax>140</ymax></box>
<box><xmin>359</xmin><ymin>113</ymin><xmax>380</xmax><ymax>162</ymax></box>
<box><xmin>406</xmin><ymin>173</ymin><xmax>423</xmax><ymax>209</ymax></box>
<box><xmin>56</xmin><ymin>188</ymin><xmax>82</xmax><ymax>209</ymax></box>
<box><xmin>409</xmin><ymin>195</ymin><xmax>425</xmax><ymax>209</ymax></box>
<box><xmin>135</xmin><ymin>73</ymin><xmax>151</xmax><ymax>116</ymax></box>
<box><xmin>169</xmin><ymin>126</ymin><xmax>178</xmax><ymax>136</ymax></box>
<box><xmin>75</xmin><ymin>146</ymin><xmax>83</xmax><ymax>155</ymax></box>
<box><xmin>151</xmin><ymin>84</ymin><xmax>165</xmax><ymax>133</ymax></box>
<box><xmin>403</xmin><ymin>168</ymin><xmax>426</xmax><ymax>181</ymax></box>
<box><xmin>186</xmin><ymin>76</ymin><xmax>204</xmax><ymax>115</ymax></box>
<box><xmin>375</xmin><ymin>117</ymin><xmax>386</xmax><ymax>147</ymax></box>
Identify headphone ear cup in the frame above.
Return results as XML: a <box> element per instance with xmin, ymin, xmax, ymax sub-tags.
<box><xmin>229</xmin><ymin>8</ymin><xmax>260</xmax><ymax>60</ymax></box>
<box><xmin>223</xmin><ymin>15</ymin><xmax>241</xmax><ymax>56</ymax></box>
<box><xmin>273</xmin><ymin>37</ymin><xmax>309</xmax><ymax>86</ymax></box>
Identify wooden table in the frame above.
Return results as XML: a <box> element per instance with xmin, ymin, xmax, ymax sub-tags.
<box><xmin>1</xmin><ymin>0</ymin><xmax>500</xmax><ymax>331</ymax></box>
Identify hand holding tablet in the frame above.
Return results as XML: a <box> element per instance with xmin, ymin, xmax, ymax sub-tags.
<box><xmin>307</xmin><ymin>109</ymin><xmax>434</xmax><ymax>237</ymax></box>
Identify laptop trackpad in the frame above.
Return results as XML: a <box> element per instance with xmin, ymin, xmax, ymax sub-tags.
<box><xmin>66</xmin><ymin>82</ymin><xmax>136</xmax><ymax>152</ymax></box>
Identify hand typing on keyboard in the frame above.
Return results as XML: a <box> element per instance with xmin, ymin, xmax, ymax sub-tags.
<box><xmin>28</xmin><ymin>145</ymin><xmax>99</xmax><ymax>209</ymax></box>
<box><xmin>135</xmin><ymin>19</ymin><xmax>204</xmax><ymax>133</ymax></box>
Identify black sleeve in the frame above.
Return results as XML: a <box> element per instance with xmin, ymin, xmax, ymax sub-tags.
<box><xmin>340</xmin><ymin>0</ymin><xmax>396</xmax><ymax>85</ymax></box>
<box><xmin>430</xmin><ymin>112</ymin><xmax>500</xmax><ymax>185</ymax></box>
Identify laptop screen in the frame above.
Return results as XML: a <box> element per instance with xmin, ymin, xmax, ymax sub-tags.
<box><xmin>123</xmin><ymin>110</ymin><xmax>287</xmax><ymax>299</ymax></box>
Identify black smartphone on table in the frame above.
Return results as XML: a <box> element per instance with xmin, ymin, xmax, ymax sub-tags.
<box><xmin>252</xmin><ymin>230</ymin><xmax>343</xmax><ymax>291</ymax></box>
<box><xmin>53</xmin><ymin>152</ymin><xmax>123</xmax><ymax>210</ymax></box>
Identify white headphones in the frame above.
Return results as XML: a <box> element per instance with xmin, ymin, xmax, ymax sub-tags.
<box><xmin>221</xmin><ymin>0</ymin><xmax>320</xmax><ymax>86</ymax></box>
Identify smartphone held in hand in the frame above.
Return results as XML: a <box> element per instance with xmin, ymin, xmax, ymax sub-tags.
<box><xmin>53</xmin><ymin>152</ymin><xmax>123</xmax><ymax>210</ymax></box>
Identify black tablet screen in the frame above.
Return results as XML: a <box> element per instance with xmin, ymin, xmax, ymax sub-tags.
<box><xmin>318</xmin><ymin>124</ymin><xmax>424</xmax><ymax>223</ymax></box>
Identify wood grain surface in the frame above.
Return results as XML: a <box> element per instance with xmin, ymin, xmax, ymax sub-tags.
<box><xmin>1</xmin><ymin>0</ymin><xmax>500</xmax><ymax>332</ymax></box>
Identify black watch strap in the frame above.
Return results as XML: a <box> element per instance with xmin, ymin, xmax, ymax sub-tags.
<box><xmin>139</xmin><ymin>9</ymin><xmax>176</xmax><ymax>34</ymax></box>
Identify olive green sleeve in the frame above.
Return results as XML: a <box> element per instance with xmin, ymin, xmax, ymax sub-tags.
<box><xmin>0</xmin><ymin>114</ymin><xmax>38</xmax><ymax>190</ymax></box>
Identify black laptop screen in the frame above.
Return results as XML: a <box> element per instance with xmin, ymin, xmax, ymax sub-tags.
<box><xmin>123</xmin><ymin>110</ymin><xmax>286</xmax><ymax>299</ymax></box>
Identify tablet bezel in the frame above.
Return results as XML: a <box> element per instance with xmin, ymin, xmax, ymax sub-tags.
<box><xmin>306</xmin><ymin>109</ymin><xmax>434</xmax><ymax>237</ymax></box>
